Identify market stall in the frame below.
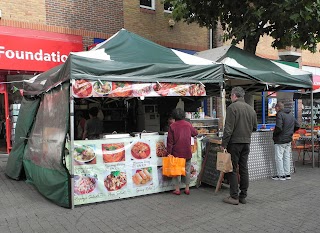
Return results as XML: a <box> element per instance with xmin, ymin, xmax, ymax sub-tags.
<box><xmin>195</xmin><ymin>45</ymin><xmax>313</xmax><ymax>180</ymax></box>
<box><xmin>5</xmin><ymin>29</ymin><xmax>224</xmax><ymax>208</ymax></box>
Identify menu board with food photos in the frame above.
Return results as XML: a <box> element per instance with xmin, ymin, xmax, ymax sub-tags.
<box><xmin>72</xmin><ymin>80</ymin><xmax>206</xmax><ymax>98</ymax></box>
<box><xmin>68</xmin><ymin>135</ymin><xmax>202</xmax><ymax>205</ymax></box>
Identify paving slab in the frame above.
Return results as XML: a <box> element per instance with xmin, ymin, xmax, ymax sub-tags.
<box><xmin>0</xmin><ymin>153</ymin><xmax>319</xmax><ymax>233</ymax></box>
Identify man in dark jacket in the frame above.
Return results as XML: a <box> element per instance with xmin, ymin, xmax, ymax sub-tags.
<box><xmin>221</xmin><ymin>86</ymin><xmax>257</xmax><ymax>205</ymax></box>
<box><xmin>272</xmin><ymin>102</ymin><xmax>300</xmax><ymax>181</ymax></box>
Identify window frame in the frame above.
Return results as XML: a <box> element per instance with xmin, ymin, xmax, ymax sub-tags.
<box><xmin>140</xmin><ymin>0</ymin><xmax>155</xmax><ymax>10</ymax></box>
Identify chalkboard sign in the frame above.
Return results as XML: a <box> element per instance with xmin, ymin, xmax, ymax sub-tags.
<box><xmin>197</xmin><ymin>142</ymin><xmax>221</xmax><ymax>187</ymax></box>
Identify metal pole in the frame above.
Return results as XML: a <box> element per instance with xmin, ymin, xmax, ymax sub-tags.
<box><xmin>311</xmin><ymin>89</ymin><xmax>314</xmax><ymax>168</ymax></box>
<box><xmin>220</xmin><ymin>82</ymin><xmax>226</xmax><ymax>129</ymax></box>
<box><xmin>209</xmin><ymin>97</ymin><xmax>213</xmax><ymax>117</ymax></box>
<box><xmin>70</xmin><ymin>85</ymin><xmax>75</xmax><ymax>209</ymax></box>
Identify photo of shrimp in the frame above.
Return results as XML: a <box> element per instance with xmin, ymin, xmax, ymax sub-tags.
<box><xmin>131</xmin><ymin>141</ymin><xmax>151</xmax><ymax>159</ymax></box>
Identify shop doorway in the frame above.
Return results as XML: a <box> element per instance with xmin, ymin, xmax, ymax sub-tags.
<box><xmin>0</xmin><ymin>93</ymin><xmax>6</xmax><ymax>153</ymax></box>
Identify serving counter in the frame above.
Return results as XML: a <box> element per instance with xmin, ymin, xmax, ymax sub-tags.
<box><xmin>67</xmin><ymin>134</ymin><xmax>202</xmax><ymax>206</ymax></box>
<box><xmin>198</xmin><ymin>131</ymin><xmax>294</xmax><ymax>187</ymax></box>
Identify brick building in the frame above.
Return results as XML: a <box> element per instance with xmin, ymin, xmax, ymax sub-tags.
<box><xmin>0</xmin><ymin>0</ymin><xmax>212</xmax><ymax>153</ymax></box>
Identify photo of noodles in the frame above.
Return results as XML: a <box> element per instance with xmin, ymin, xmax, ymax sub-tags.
<box><xmin>74</xmin><ymin>175</ymin><xmax>97</xmax><ymax>195</ymax></box>
<box><xmin>132</xmin><ymin>167</ymin><xmax>153</xmax><ymax>185</ymax></box>
<box><xmin>156</xmin><ymin>141</ymin><xmax>167</xmax><ymax>157</ymax></box>
<box><xmin>131</xmin><ymin>141</ymin><xmax>151</xmax><ymax>159</ymax></box>
<box><xmin>104</xmin><ymin>171</ymin><xmax>127</xmax><ymax>191</ymax></box>
<box><xmin>102</xmin><ymin>143</ymin><xmax>125</xmax><ymax>163</ymax></box>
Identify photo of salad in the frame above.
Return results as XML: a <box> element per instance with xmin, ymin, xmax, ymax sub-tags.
<box><xmin>73</xmin><ymin>145</ymin><xmax>96</xmax><ymax>164</ymax></box>
<box><xmin>93</xmin><ymin>81</ymin><xmax>112</xmax><ymax>96</ymax></box>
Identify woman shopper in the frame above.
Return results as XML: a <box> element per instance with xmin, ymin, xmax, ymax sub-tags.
<box><xmin>166</xmin><ymin>108</ymin><xmax>198</xmax><ymax>195</ymax></box>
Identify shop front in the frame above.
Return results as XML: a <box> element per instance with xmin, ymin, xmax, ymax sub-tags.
<box><xmin>0</xmin><ymin>26</ymin><xmax>83</xmax><ymax>154</ymax></box>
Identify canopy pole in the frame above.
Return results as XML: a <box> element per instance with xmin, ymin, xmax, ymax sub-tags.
<box><xmin>311</xmin><ymin>89</ymin><xmax>314</xmax><ymax>168</ymax></box>
<box><xmin>70</xmin><ymin>85</ymin><xmax>75</xmax><ymax>209</ymax></box>
<box><xmin>220</xmin><ymin>81</ymin><xmax>226</xmax><ymax>130</ymax></box>
<box><xmin>209</xmin><ymin>97</ymin><xmax>213</xmax><ymax>117</ymax></box>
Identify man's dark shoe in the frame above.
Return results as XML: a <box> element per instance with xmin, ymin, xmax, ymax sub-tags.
<box><xmin>223</xmin><ymin>196</ymin><xmax>239</xmax><ymax>205</ymax></box>
<box><xmin>271</xmin><ymin>175</ymin><xmax>286</xmax><ymax>181</ymax></box>
<box><xmin>239</xmin><ymin>197</ymin><xmax>247</xmax><ymax>204</ymax></box>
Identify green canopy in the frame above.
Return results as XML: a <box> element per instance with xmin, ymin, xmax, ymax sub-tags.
<box><xmin>23</xmin><ymin>29</ymin><xmax>224</xmax><ymax>96</ymax></box>
<box><xmin>195</xmin><ymin>45</ymin><xmax>312</xmax><ymax>90</ymax></box>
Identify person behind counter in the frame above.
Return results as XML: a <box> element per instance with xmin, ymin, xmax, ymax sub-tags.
<box><xmin>166</xmin><ymin>108</ymin><xmax>198</xmax><ymax>195</ymax></box>
<box><xmin>163</xmin><ymin>116</ymin><xmax>175</xmax><ymax>132</ymax></box>
<box><xmin>221</xmin><ymin>86</ymin><xmax>257</xmax><ymax>205</ymax></box>
<box><xmin>82</xmin><ymin>107</ymin><xmax>103</xmax><ymax>140</ymax></box>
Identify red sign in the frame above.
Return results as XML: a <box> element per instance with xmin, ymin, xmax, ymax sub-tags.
<box><xmin>313</xmin><ymin>75</ymin><xmax>320</xmax><ymax>90</ymax></box>
<box><xmin>0</xmin><ymin>26</ymin><xmax>83</xmax><ymax>72</ymax></box>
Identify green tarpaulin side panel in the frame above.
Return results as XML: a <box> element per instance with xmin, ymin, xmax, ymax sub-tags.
<box><xmin>5</xmin><ymin>97</ymin><xmax>40</xmax><ymax>180</ymax></box>
<box><xmin>23</xmin><ymin>159</ymin><xmax>69</xmax><ymax>208</ymax></box>
<box><xmin>97</xmin><ymin>29</ymin><xmax>185</xmax><ymax>64</ymax></box>
<box><xmin>23</xmin><ymin>83</ymin><xmax>70</xmax><ymax>208</ymax></box>
<box><xmin>70</xmin><ymin>54</ymin><xmax>224</xmax><ymax>83</ymax></box>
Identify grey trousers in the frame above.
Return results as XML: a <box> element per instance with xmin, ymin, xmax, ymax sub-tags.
<box><xmin>172</xmin><ymin>158</ymin><xmax>191</xmax><ymax>186</ymax></box>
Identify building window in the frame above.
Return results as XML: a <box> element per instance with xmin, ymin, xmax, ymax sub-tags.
<box><xmin>164</xmin><ymin>2</ymin><xmax>173</xmax><ymax>13</ymax></box>
<box><xmin>140</xmin><ymin>0</ymin><xmax>155</xmax><ymax>10</ymax></box>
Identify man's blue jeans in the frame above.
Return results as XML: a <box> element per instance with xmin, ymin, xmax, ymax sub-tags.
<box><xmin>274</xmin><ymin>142</ymin><xmax>291</xmax><ymax>176</ymax></box>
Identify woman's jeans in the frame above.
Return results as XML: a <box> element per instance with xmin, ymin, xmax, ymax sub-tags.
<box><xmin>172</xmin><ymin>159</ymin><xmax>191</xmax><ymax>186</ymax></box>
<box><xmin>274</xmin><ymin>142</ymin><xmax>291</xmax><ymax>176</ymax></box>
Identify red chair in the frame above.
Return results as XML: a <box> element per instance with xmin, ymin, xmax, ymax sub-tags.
<box><xmin>295</xmin><ymin>128</ymin><xmax>307</xmax><ymax>135</ymax></box>
<box><xmin>292</xmin><ymin>133</ymin><xmax>311</xmax><ymax>162</ymax></box>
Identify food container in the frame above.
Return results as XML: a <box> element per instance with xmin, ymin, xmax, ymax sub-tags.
<box><xmin>133</xmin><ymin>131</ymin><xmax>159</xmax><ymax>138</ymax></box>
<box><xmin>103</xmin><ymin>133</ymin><xmax>132</xmax><ymax>139</ymax></box>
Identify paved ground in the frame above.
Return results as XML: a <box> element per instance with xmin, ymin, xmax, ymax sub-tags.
<box><xmin>0</xmin><ymin>154</ymin><xmax>319</xmax><ymax>233</ymax></box>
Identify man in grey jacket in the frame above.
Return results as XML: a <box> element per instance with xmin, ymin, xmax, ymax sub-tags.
<box><xmin>272</xmin><ymin>102</ymin><xmax>300</xmax><ymax>181</ymax></box>
<box><xmin>221</xmin><ymin>86</ymin><xmax>257</xmax><ymax>205</ymax></box>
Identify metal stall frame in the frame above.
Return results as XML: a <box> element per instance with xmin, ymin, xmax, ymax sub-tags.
<box><xmin>69</xmin><ymin>85</ymin><xmax>75</xmax><ymax>209</ymax></box>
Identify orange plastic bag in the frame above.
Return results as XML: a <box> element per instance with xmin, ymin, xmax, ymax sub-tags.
<box><xmin>162</xmin><ymin>155</ymin><xmax>186</xmax><ymax>177</ymax></box>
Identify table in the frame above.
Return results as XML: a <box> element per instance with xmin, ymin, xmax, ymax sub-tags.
<box><xmin>298</xmin><ymin>136</ymin><xmax>320</xmax><ymax>167</ymax></box>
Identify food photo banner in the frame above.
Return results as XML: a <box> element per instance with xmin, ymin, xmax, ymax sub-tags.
<box><xmin>66</xmin><ymin>135</ymin><xmax>202</xmax><ymax>205</ymax></box>
<box><xmin>72</xmin><ymin>79</ymin><xmax>207</xmax><ymax>98</ymax></box>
